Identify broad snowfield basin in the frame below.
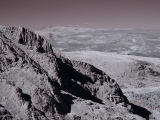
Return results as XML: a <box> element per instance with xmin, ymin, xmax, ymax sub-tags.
<box><xmin>0</xmin><ymin>25</ymin><xmax>160</xmax><ymax>119</ymax></box>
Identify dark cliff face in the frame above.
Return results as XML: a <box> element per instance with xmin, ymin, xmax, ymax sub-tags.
<box><xmin>0</xmin><ymin>26</ymin><xmax>150</xmax><ymax>119</ymax></box>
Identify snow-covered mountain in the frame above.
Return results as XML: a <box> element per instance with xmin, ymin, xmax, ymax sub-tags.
<box><xmin>34</xmin><ymin>26</ymin><xmax>160</xmax><ymax>119</ymax></box>
<box><xmin>0</xmin><ymin>26</ymin><xmax>151</xmax><ymax>119</ymax></box>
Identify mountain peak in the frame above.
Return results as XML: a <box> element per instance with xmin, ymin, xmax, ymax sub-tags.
<box><xmin>0</xmin><ymin>26</ymin><xmax>151</xmax><ymax>119</ymax></box>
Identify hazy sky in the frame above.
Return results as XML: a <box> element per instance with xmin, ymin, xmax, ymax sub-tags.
<box><xmin>0</xmin><ymin>0</ymin><xmax>160</xmax><ymax>29</ymax></box>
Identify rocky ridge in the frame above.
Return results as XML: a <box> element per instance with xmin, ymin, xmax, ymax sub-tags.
<box><xmin>0</xmin><ymin>26</ymin><xmax>151</xmax><ymax>119</ymax></box>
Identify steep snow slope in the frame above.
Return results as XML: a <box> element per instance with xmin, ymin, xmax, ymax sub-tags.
<box><xmin>65</xmin><ymin>51</ymin><xmax>160</xmax><ymax>119</ymax></box>
<box><xmin>65</xmin><ymin>51</ymin><xmax>160</xmax><ymax>88</ymax></box>
<box><xmin>0</xmin><ymin>26</ymin><xmax>151</xmax><ymax>119</ymax></box>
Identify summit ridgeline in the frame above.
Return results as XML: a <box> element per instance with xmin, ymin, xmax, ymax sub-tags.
<box><xmin>0</xmin><ymin>26</ymin><xmax>151</xmax><ymax>120</ymax></box>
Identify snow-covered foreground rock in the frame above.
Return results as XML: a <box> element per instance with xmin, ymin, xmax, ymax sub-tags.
<box><xmin>0</xmin><ymin>26</ymin><xmax>152</xmax><ymax>119</ymax></box>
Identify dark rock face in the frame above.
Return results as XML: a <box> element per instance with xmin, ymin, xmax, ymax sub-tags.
<box><xmin>0</xmin><ymin>26</ymin><xmax>151</xmax><ymax>119</ymax></box>
<box><xmin>0</xmin><ymin>104</ymin><xmax>12</xmax><ymax>119</ymax></box>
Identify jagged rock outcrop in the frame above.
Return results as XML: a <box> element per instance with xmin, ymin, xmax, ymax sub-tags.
<box><xmin>0</xmin><ymin>26</ymin><xmax>151</xmax><ymax>119</ymax></box>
